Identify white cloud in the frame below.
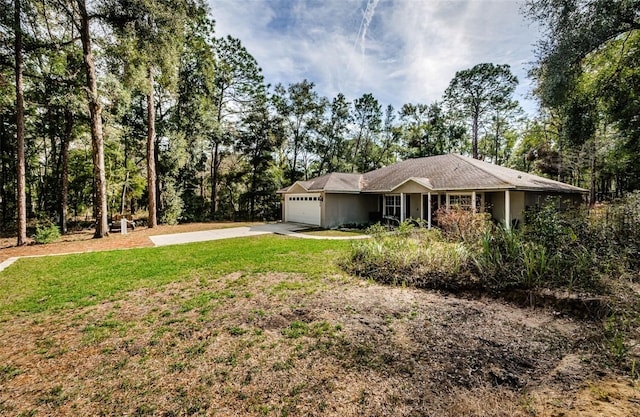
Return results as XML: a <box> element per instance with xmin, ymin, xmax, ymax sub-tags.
<box><xmin>208</xmin><ymin>0</ymin><xmax>541</xmax><ymax>113</ymax></box>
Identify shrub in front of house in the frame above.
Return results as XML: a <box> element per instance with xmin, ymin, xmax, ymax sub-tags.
<box><xmin>343</xmin><ymin>196</ymin><xmax>640</xmax><ymax>294</ymax></box>
<box><xmin>342</xmin><ymin>221</ymin><xmax>479</xmax><ymax>291</ymax></box>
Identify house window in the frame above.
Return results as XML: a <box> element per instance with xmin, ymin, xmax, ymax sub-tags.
<box><xmin>449</xmin><ymin>194</ymin><xmax>472</xmax><ymax>209</ymax></box>
<box><xmin>447</xmin><ymin>193</ymin><xmax>483</xmax><ymax>211</ymax></box>
<box><xmin>385</xmin><ymin>195</ymin><xmax>401</xmax><ymax>218</ymax></box>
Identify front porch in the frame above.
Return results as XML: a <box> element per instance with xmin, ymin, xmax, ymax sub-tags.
<box><xmin>378</xmin><ymin>189</ymin><xmax>523</xmax><ymax>230</ymax></box>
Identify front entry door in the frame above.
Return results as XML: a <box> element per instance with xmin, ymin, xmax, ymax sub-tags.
<box><xmin>422</xmin><ymin>194</ymin><xmax>439</xmax><ymax>226</ymax></box>
<box><xmin>405</xmin><ymin>194</ymin><xmax>411</xmax><ymax>220</ymax></box>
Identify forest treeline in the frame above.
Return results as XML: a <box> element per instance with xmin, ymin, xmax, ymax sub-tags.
<box><xmin>0</xmin><ymin>0</ymin><xmax>638</xmax><ymax>242</ymax></box>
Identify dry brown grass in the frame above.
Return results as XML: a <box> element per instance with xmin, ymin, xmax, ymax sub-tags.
<box><xmin>1</xmin><ymin>268</ymin><xmax>635</xmax><ymax>416</ymax></box>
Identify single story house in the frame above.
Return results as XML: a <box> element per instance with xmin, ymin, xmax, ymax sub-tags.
<box><xmin>277</xmin><ymin>154</ymin><xmax>587</xmax><ymax>229</ymax></box>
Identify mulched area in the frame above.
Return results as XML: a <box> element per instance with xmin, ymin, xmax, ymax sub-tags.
<box><xmin>0</xmin><ymin>222</ymin><xmax>262</xmax><ymax>262</ymax></box>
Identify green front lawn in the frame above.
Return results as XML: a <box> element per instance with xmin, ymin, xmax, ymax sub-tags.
<box><xmin>0</xmin><ymin>235</ymin><xmax>352</xmax><ymax>316</ymax></box>
<box><xmin>0</xmin><ymin>228</ymin><xmax>628</xmax><ymax>417</ymax></box>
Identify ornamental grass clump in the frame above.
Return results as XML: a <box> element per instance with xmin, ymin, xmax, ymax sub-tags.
<box><xmin>343</xmin><ymin>220</ymin><xmax>476</xmax><ymax>290</ymax></box>
<box><xmin>474</xmin><ymin>207</ymin><xmax>601</xmax><ymax>292</ymax></box>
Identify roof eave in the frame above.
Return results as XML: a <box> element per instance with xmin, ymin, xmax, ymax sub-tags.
<box><xmin>512</xmin><ymin>186</ymin><xmax>589</xmax><ymax>194</ymax></box>
<box><xmin>324</xmin><ymin>190</ymin><xmax>362</xmax><ymax>194</ymax></box>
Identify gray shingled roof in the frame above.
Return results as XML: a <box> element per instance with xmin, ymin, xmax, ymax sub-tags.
<box><xmin>279</xmin><ymin>172</ymin><xmax>362</xmax><ymax>193</ymax></box>
<box><xmin>280</xmin><ymin>154</ymin><xmax>587</xmax><ymax>194</ymax></box>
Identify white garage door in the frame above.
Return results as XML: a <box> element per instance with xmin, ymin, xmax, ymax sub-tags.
<box><xmin>285</xmin><ymin>193</ymin><xmax>321</xmax><ymax>226</ymax></box>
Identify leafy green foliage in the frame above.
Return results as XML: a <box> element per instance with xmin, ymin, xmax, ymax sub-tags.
<box><xmin>273</xmin><ymin>80</ymin><xmax>326</xmax><ymax>182</ymax></box>
<box><xmin>32</xmin><ymin>223</ymin><xmax>61</xmax><ymax>244</ymax></box>
<box><xmin>525</xmin><ymin>1</ymin><xmax>640</xmax><ymax>195</ymax></box>
<box><xmin>399</xmin><ymin>102</ymin><xmax>465</xmax><ymax>158</ymax></box>
<box><xmin>346</xmin><ymin>196</ymin><xmax>640</xmax><ymax>295</ymax></box>
<box><xmin>444</xmin><ymin>63</ymin><xmax>519</xmax><ymax>159</ymax></box>
<box><xmin>311</xmin><ymin>93</ymin><xmax>352</xmax><ymax>174</ymax></box>
<box><xmin>158</xmin><ymin>177</ymin><xmax>183</xmax><ymax>225</ymax></box>
<box><xmin>525</xmin><ymin>0</ymin><xmax>639</xmax><ymax>108</ymax></box>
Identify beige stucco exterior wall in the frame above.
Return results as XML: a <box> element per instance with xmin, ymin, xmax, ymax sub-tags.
<box><xmin>393</xmin><ymin>182</ymin><xmax>430</xmax><ymax>194</ymax></box>
<box><xmin>487</xmin><ymin>190</ymin><xmax>525</xmax><ymax>226</ymax></box>
<box><xmin>487</xmin><ymin>192</ymin><xmax>503</xmax><ymax>223</ymax></box>
<box><xmin>511</xmin><ymin>191</ymin><xmax>525</xmax><ymax>224</ymax></box>
<box><xmin>322</xmin><ymin>193</ymin><xmax>378</xmax><ymax>228</ymax></box>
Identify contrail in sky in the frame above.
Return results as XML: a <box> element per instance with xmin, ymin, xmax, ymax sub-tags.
<box><xmin>342</xmin><ymin>0</ymin><xmax>380</xmax><ymax>89</ymax></box>
<box><xmin>356</xmin><ymin>0</ymin><xmax>380</xmax><ymax>56</ymax></box>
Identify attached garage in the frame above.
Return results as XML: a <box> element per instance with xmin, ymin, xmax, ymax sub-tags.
<box><xmin>284</xmin><ymin>193</ymin><xmax>322</xmax><ymax>226</ymax></box>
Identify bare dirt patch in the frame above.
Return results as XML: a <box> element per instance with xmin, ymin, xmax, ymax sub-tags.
<box><xmin>1</xmin><ymin>272</ymin><xmax>636</xmax><ymax>416</ymax></box>
<box><xmin>0</xmin><ymin>222</ymin><xmax>262</xmax><ymax>262</ymax></box>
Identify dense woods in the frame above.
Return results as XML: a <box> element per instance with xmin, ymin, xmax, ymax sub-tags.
<box><xmin>0</xmin><ymin>0</ymin><xmax>638</xmax><ymax>242</ymax></box>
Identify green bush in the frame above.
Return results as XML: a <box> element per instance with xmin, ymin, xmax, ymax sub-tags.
<box><xmin>159</xmin><ymin>179</ymin><xmax>183</xmax><ymax>225</ymax></box>
<box><xmin>588</xmin><ymin>192</ymin><xmax>640</xmax><ymax>273</ymax></box>
<box><xmin>33</xmin><ymin>224</ymin><xmax>61</xmax><ymax>244</ymax></box>
<box><xmin>344</xmin><ymin>195</ymin><xmax>640</xmax><ymax>295</ymax></box>
<box><xmin>474</xmin><ymin>211</ymin><xmax>601</xmax><ymax>292</ymax></box>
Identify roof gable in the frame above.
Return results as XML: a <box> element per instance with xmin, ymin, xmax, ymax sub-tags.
<box><xmin>280</xmin><ymin>172</ymin><xmax>362</xmax><ymax>193</ymax></box>
<box><xmin>287</xmin><ymin>183</ymin><xmax>309</xmax><ymax>193</ymax></box>
<box><xmin>390</xmin><ymin>177</ymin><xmax>433</xmax><ymax>193</ymax></box>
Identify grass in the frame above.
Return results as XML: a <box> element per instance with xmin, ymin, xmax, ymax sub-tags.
<box><xmin>0</xmin><ymin>230</ymin><xmax>636</xmax><ymax>416</ymax></box>
<box><xmin>0</xmin><ymin>235</ymin><xmax>351</xmax><ymax>316</ymax></box>
<box><xmin>300</xmin><ymin>229</ymin><xmax>366</xmax><ymax>237</ymax></box>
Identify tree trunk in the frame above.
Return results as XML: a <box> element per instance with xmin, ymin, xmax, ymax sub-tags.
<box><xmin>472</xmin><ymin>112</ymin><xmax>479</xmax><ymax>160</ymax></box>
<box><xmin>0</xmin><ymin>114</ymin><xmax>8</xmax><ymax>231</ymax></box>
<box><xmin>60</xmin><ymin>108</ymin><xmax>72</xmax><ymax>234</ymax></box>
<box><xmin>78</xmin><ymin>0</ymin><xmax>108</xmax><ymax>238</ymax></box>
<box><xmin>147</xmin><ymin>66</ymin><xmax>157</xmax><ymax>228</ymax></box>
<box><xmin>121</xmin><ymin>170</ymin><xmax>129</xmax><ymax>215</ymax></box>
<box><xmin>557</xmin><ymin>124</ymin><xmax>563</xmax><ymax>182</ymax></box>
<box><xmin>15</xmin><ymin>0</ymin><xmax>27</xmax><ymax>245</ymax></box>
<box><xmin>211</xmin><ymin>140</ymin><xmax>219</xmax><ymax>217</ymax></box>
<box><xmin>589</xmin><ymin>137</ymin><xmax>597</xmax><ymax>206</ymax></box>
<box><xmin>494</xmin><ymin>112</ymin><xmax>500</xmax><ymax>164</ymax></box>
<box><xmin>250</xmin><ymin>163</ymin><xmax>257</xmax><ymax>221</ymax></box>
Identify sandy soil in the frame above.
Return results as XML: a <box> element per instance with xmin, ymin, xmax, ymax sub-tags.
<box><xmin>0</xmin><ymin>222</ymin><xmax>262</xmax><ymax>262</ymax></box>
<box><xmin>1</xmin><ymin>270</ymin><xmax>638</xmax><ymax>416</ymax></box>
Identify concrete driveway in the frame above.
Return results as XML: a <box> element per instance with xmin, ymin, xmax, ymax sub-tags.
<box><xmin>149</xmin><ymin>222</ymin><xmax>365</xmax><ymax>247</ymax></box>
<box><xmin>0</xmin><ymin>223</ymin><xmax>366</xmax><ymax>273</ymax></box>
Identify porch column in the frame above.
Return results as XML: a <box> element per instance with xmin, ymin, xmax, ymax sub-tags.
<box><xmin>420</xmin><ymin>194</ymin><xmax>424</xmax><ymax>222</ymax></box>
<box><xmin>505</xmin><ymin>190</ymin><xmax>511</xmax><ymax>230</ymax></box>
<box><xmin>427</xmin><ymin>192</ymin><xmax>432</xmax><ymax>229</ymax></box>
<box><xmin>382</xmin><ymin>195</ymin><xmax>386</xmax><ymax>217</ymax></box>
<box><xmin>471</xmin><ymin>191</ymin><xmax>476</xmax><ymax>212</ymax></box>
<box><xmin>400</xmin><ymin>192</ymin><xmax>405</xmax><ymax>222</ymax></box>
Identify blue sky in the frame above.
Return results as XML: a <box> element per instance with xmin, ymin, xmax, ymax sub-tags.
<box><xmin>208</xmin><ymin>0</ymin><xmax>541</xmax><ymax>115</ymax></box>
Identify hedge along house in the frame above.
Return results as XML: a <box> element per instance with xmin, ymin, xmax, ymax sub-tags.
<box><xmin>277</xmin><ymin>154</ymin><xmax>587</xmax><ymax>229</ymax></box>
